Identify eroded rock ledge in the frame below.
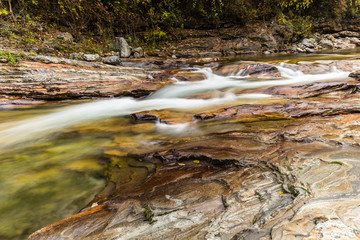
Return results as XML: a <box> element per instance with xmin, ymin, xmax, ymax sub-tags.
<box><xmin>28</xmin><ymin>78</ymin><xmax>360</xmax><ymax>239</ymax></box>
<box><xmin>0</xmin><ymin>59</ymin><xmax>174</xmax><ymax>109</ymax></box>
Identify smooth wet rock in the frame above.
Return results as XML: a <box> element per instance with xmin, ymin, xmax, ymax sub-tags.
<box><xmin>130</xmin><ymin>113</ymin><xmax>159</xmax><ymax>123</ymax></box>
<box><xmin>113</xmin><ymin>37</ymin><xmax>131</xmax><ymax>58</ymax></box>
<box><xmin>349</xmin><ymin>71</ymin><xmax>360</xmax><ymax>80</ymax></box>
<box><xmin>28</xmin><ymin>102</ymin><xmax>360</xmax><ymax>240</ymax></box>
<box><xmin>29</xmin><ymin>106</ymin><xmax>360</xmax><ymax>240</ymax></box>
<box><xmin>215</xmin><ymin>63</ymin><xmax>280</xmax><ymax>78</ymax></box>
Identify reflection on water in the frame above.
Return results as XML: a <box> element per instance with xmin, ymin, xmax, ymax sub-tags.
<box><xmin>0</xmin><ymin>133</ymin><xmax>109</xmax><ymax>239</ymax></box>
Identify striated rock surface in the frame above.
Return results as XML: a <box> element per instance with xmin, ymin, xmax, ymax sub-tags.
<box><xmin>28</xmin><ymin>75</ymin><xmax>360</xmax><ymax>239</ymax></box>
<box><xmin>0</xmin><ymin>57</ymin><xmax>174</xmax><ymax>108</ymax></box>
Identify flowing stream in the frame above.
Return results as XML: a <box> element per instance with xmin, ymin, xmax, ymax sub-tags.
<box><xmin>0</xmin><ymin>52</ymin><xmax>359</xmax><ymax>240</ymax></box>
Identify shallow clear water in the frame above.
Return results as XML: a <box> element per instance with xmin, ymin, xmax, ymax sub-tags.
<box><xmin>0</xmin><ymin>52</ymin><xmax>359</xmax><ymax>239</ymax></box>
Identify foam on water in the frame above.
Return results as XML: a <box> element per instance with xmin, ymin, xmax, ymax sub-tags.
<box><xmin>151</xmin><ymin>66</ymin><xmax>350</xmax><ymax>98</ymax></box>
<box><xmin>0</xmin><ymin>62</ymin><xmax>351</xmax><ymax>148</ymax></box>
<box><xmin>155</xmin><ymin>122</ymin><xmax>194</xmax><ymax>135</ymax></box>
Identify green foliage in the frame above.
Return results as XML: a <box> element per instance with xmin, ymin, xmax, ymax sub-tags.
<box><xmin>143</xmin><ymin>206</ymin><xmax>155</xmax><ymax>224</ymax></box>
<box><xmin>1</xmin><ymin>0</ymin><xmax>359</xmax><ymax>45</ymax></box>
<box><xmin>345</xmin><ymin>0</ymin><xmax>360</xmax><ymax>18</ymax></box>
<box><xmin>0</xmin><ymin>51</ymin><xmax>19</xmax><ymax>66</ymax></box>
<box><xmin>330</xmin><ymin>161</ymin><xmax>343</xmax><ymax>165</ymax></box>
<box><xmin>0</xmin><ymin>8</ymin><xmax>10</xmax><ymax>16</ymax></box>
<box><xmin>254</xmin><ymin>190</ymin><xmax>264</xmax><ymax>202</ymax></box>
<box><xmin>292</xmin><ymin>16</ymin><xmax>313</xmax><ymax>39</ymax></box>
<box><xmin>1</xmin><ymin>29</ymin><xmax>13</xmax><ymax>38</ymax></box>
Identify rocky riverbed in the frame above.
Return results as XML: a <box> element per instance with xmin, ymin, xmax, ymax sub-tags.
<box><xmin>1</xmin><ymin>50</ymin><xmax>360</xmax><ymax>239</ymax></box>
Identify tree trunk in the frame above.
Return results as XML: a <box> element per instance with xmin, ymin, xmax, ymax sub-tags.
<box><xmin>7</xmin><ymin>0</ymin><xmax>15</xmax><ymax>21</ymax></box>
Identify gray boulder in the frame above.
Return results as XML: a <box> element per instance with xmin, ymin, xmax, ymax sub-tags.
<box><xmin>319</xmin><ymin>39</ymin><xmax>334</xmax><ymax>49</ymax></box>
<box><xmin>301</xmin><ymin>38</ymin><xmax>316</xmax><ymax>48</ymax></box>
<box><xmin>113</xmin><ymin>37</ymin><xmax>131</xmax><ymax>58</ymax></box>
<box><xmin>83</xmin><ymin>54</ymin><xmax>100</xmax><ymax>62</ymax></box>
<box><xmin>103</xmin><ymin>56</ymin><xmax>121</xmax><ymax>65</ymax></box>
<box><xmin>133</xmin><ymin>47</ymin><xmax>144</xmax><ymax>58</ymax></box>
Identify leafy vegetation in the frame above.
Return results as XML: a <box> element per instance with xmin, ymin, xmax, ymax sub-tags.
<box><xmin>143</xmin><ymin>206</ymin><xmax>155</xmax><ymax>224</ymax></box>
<box><xmin>330</xmin><ymin>161</ymin><xmax>343</xmax><ymax>166</ymax></box>
<box><xmin>0</xmin><ymin>50</ymin><xmax>19</xmax><ymax>65</ymax></box>
<box><xmin>0</xmin><ymin>0</ymin><xmax>359</xmax><ymax>49</ymax></box>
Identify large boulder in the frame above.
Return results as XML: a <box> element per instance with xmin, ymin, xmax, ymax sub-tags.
<box><xmin>113</xmin><ymin>37</ymin><xmax>131</xmax><ymax>58</ymax></box>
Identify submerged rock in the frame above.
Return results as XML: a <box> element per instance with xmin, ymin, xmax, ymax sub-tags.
<box><xmin>215</xmin><ymin>63</ymin><xmax>280</xmax><ymax>78</ymax></box>
<box><xmin>130</xmin><ymin>113</ymin><xmax>159</xmax><ymax>123</ymax></box>
<box><xmin>349</xmin><ymin>71</ymin><xmax>360</xmax><ymax>80</ymax></box>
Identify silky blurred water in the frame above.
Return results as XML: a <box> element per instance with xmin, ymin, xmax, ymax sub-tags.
<box><xmin>0</xmin><ymin>53</ymin><xmax>358</xmax><ymax>239</ymax></box>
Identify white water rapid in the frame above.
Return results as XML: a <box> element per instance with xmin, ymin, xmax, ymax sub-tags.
<box><xmin>0</xmin><ymin>63</ymin><xmax>351</xmax><ymax>148</ymax></box>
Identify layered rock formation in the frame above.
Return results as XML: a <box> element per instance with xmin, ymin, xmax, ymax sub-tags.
<box><xmin>0</xmin><ymin>57</ymin><xmax>174</xmax><ymax>109</ymax></box>
<box><xmin>28</xmin><ymin>71</ymin><xmax>360</xmax><ymax>239</ymax></box>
